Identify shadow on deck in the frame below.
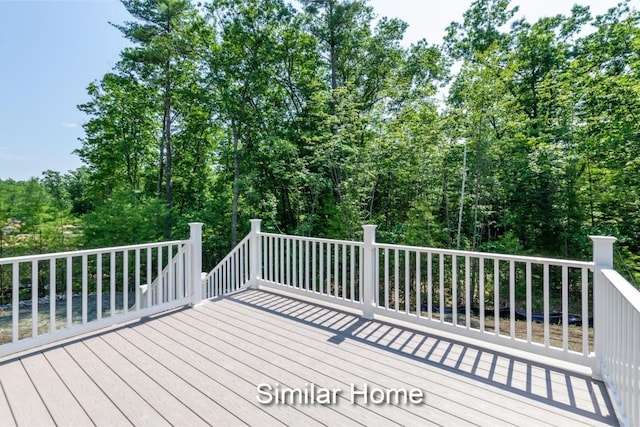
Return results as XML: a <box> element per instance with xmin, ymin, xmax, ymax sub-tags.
<box><xmin>0</xmin><ymin>289</ymin><xmax>618</xmax><ymax>426</ymax></box>
<box><xmin>225</xmin><ymin>290</ymin><xmax>618</xmax><ymax>426</ymax></box>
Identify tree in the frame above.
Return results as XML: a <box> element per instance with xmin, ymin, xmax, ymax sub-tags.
<box><xmin>206</xmin><ymin>0</ymin><xmax>319</xmax><ymax>244</ymax></box>
<box><xmin>115</xmin><ymin>0</ymin><xmax>208</xmax><ymax>237</ymax></box>
<box><xmin>77</xmin><ymin>73</ymin><xmax>158</xmax><ymax>198</ymax></box>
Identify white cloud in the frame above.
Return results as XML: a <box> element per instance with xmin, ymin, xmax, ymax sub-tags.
<box><xmin>61</xmin><ymin>122</ymin><xmax>79</xmax><ymax>128</ymax></box>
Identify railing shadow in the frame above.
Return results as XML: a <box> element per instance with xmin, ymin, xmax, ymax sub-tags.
<box><xmin>224</xmin><ymin>289</ymin><xmax>618</xmax><ymax>426</ymax></box>
<box><xmin>0</xmin><ymin>304</ymin><xmax>191</xmax><ymax>366</ymax></box>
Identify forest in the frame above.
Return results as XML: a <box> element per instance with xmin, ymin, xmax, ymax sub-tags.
<box><xmin>1</xmin><ymin>0</ymin><xmax>639</xmax><ymax>286</ymax></box>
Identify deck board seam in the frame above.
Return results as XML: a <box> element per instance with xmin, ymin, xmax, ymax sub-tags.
<box><xmin>77</xmin><ymin>340</ymin><xmax>175</xmax><ymax>426</ymax></box>
<box><xmin>187</xmin><ymin>306</ymin><xmax>508</xmax><ymax>425</ymax></box>
<box><xmin>238</xmin><ymin>291</ymin><xmax>574</xmax><ymax>363</ymax></box>
<box><xmin>19</xmin><ymin>358</ymin><xmax>56</xmax><ymax>425</ymax></box>
<box><xmin>117</xmin><ymin>326</ymin><xmax>263</xmax><ymax>427</ymax></box>
<box><xmin>246</xmin><ymin>298</ymin><xmax>601</xmax><ymax>422</ymax></box>
<box><xmin>171</xmin><ymin>310</ymin><xmax>415</xmax><ymax>424</ymax></box>
<box><xmin>147</xmin><ymin>316</ymin><xmax>364</xmax><ymax>427</ymax></box>
<box><xmin>152</xmin><ymin>317</ymin><xmax>397</xmax><ymax>427</ymax></box>
<box><xmin>135</xmin><ymin>321</ymin><xmax>286</xmax><ymax>426</ymax></box>
<box><xmin>96</xmin><ymin>334</ymin><xmax>212</xmax><ymax>426</ymax></box>
<box><xmin>0</xmin><ymin>375</ymin><xmax>18</xmax><ymax>426</ymax></box>
<box><xmin>0</xmin><ymin>289</ymin><xmax>617</xmax><ymax>427</ymax></box>
<box><xmin>160</xmin><ymin>313</ymin><xmax>399</xmax><ymax>425</ymax></box>
<box><xmin>205</xmin><ymin>296</ymin><xmax>613</xmax><ymax>425</ymax></box>
<box><xmin>61</xmin><ymin>345</ymin><xmax>140</xmax><ymax>426</ymax></box>
<box><xmin>222</xmin><ymin>294</ymin><xmax>594</xmax><ymax>387</ymax></box>
<box><xmin>110</xmin><ymin>329</ymin><xmax>249</xmax><ymax>425</ymax></box>
<box><xmin>40</xmin><ymin>351</ymin><xmax>97</xmax><ymax>426</ymax></box>
<box><xmin>238</xmin><ymin>295</ymin><xmax>547</xmax><ymax>371</ymax></box>
<box><xmin>174</xmin><ymin>308</ymin><xmax>458</xmax><ymax>426</ymax></box>
<box><xmin>42</xmin><ymin>349</ymin><xmax>134</xmax><ymax>426</ymax></box>
<box><xmin>218</xmin><ymin>294</ymin><xmax>604</xmax><ymax>408</ymax></box>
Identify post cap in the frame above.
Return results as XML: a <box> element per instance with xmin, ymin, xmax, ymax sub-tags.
<box><xmin>589</xmin><ymin>235</ymin><xmax>617</xmax><ymax>243</ymax></box>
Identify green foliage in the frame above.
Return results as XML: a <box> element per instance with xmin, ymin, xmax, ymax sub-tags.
<box><xmin>3</xmin><ymin>0</ymin><xmax>640</xmax><ymax>286</ymax></box>
<box><xmin>81</xmin><ymin>191</ymin><xmax>166</xmax><ymax>248</ymax></box>
<box><xmin>0</xmin><ymin>177</ymin><xmax>82</xmax><ymax>257</ymax></box>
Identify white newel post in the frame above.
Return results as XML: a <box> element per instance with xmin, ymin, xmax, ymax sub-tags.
<box><xmin>590</xmin><ymin>235</ymin><xmax>617</xmax><ymax>380</ymax></box>
<box><xmin>250</xmin><ymin>219</ymin><xmax>262</xmax><ymax>289</ymax></box>
<box><xmin>362</xmin><ymin>225</ymin><xmax>377</xmax><ymax>319</ymax></box>
<box><xmin>189</xmin><ymin>222</ymin><xmax>204</xmax><ymax>306</ymax></box>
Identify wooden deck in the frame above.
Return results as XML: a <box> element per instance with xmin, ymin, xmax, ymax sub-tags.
<box><xmin>0</xmin><ymin>289</ymin><xmax>617</xmax><ymax>426</ymax></box>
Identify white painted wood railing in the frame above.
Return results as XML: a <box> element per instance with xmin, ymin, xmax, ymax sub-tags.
<box><xmin>239</xmin><ymin>220</ymin><xmax>638</xmax><ymax>427</ymax></box>
<box><xmin>147</xmin><ymin>245</ymin><xmax>190</xmax><ymax>307</ymax></box>
<box><xmin>202</xmin><ymin>234</ymin><xmax>251</xmax><ymax>299</ymax></box>
<box><xmin>592</xmin><ymin>237</ymin><xmax>639</xmax><ymax>427</ymax></box>
<box><xmin>257</xmin><ymin>231</ymin><xmax>365</xmax><ymax>309</ymax></box>
<box><xmin>203</xmin><ymin>221</ymin><xmax>366</xmax><ymax>308</ymax></box>
<box><xmin>5</xmin><ymin>217</ymin><xmax>634</xmax><ymax>424</ymax></box>
<box><xmin>0</xmin><ymin>223</ymin><xmax>203</xmax><ymax>358</ymax></box>
<box><xmin>370</xmin><ymin>240</ymin><xmax>594</xmax><ymax>366</ymax></box>
<box><xmin>241</xmin><ymin>220</ymin><xmax>596</xmax><ymax>365</ymax></box>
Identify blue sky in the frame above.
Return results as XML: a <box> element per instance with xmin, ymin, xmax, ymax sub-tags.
<box><xmin>0</xmin><ymin>0</ymin><xmax>130</xmax><ymax>181</ymax></box>
<box><xmin>0</xmin><ymin>0</ymin><xmax>620</xmax><ymax>181</ymax></box>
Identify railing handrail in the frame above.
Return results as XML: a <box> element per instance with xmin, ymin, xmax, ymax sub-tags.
<box><xmin>0</xmin><ymin>240</ymin><xmax>187</xmax><ymax>263</ymax></box>
<box><xmin>204</xmin><ymin>234</ymin><xmax>251</xmax><ymax>282</ymax></box>
<box><xmin>373</xmin><ymin>241</ymin><xmax>595</xmax><ymax>269</ymax></box>
<box><xmin>258</xmin><ymin>232</ymin><xmax>594</xmax><ymax>268</ymax></box>
<box><xmin>0</xmin><ymin>224</ymin><xmax>202</xmax><ymax>359</ymax></box>
<box><xmin>595</xmin><ymin>265</ymin><xmax>640</xmax><ymax>427</ymax></box>
<box><xmin>3</xmin><ymin>219</ymin><xmax>633</xmax><ymax>425</ymax></box>
<box><xmin>259</xmin><ymin>232</ymin><xmax>365</xmax><ymax>247</ymax></box>
<box><xmin>251</xmin><ymin>225</ymin><xmax>607</xmax><ymax>367</ymax></box>
<box><xmin>202</xmin><ymin>233</ymin><xmax>251</xmax><ymax>299</ymax></box>
<box><xmin>601</xmin><ymin>268</ymin><xmax>640</xmax><ymax>314</ymax></box>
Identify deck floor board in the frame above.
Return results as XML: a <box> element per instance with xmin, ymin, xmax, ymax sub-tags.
<box><xmin>20</xmin><ymin>353</ymin><xmax>94</xmax><ymax>426</ymax></box>
<box><xmin>100</xmin><ymin>331</ymin><xmax>248</xmax><ymax>426</ymax></box>
<box><xmin>124</xmin><ymin>322</ymin><xmax>314</xmax><ymax>426</ymax></box>
<box><xmin>0</xmin><ymin>383</ymin><xmax>16</xmax><ymax>427</ymax></box>
<box><xmin>42</xmin><ymin>346</ymin><xmax>133</xmax><ymax>427</ymax></box>
<box><xmin>213</xmin><ymin>293</ymin><xmax>611</xmax><ymax>425</ymax></box>
<box><xmin>63</xmin><ymin>341</ymin><xmax>171</xmax><ymax>426</ymax></box>
<box><xmin>0</xmin><ymin>289</ymin><xmax>618</xmax><ymax>426</ymax></box>
<box><xmin>0</xmin><ymin>358</ymin><xmax>54</xmax><ymax>426</ymax></box>
<box><xmin>184</xmin><ymin>305</ymin><xmax>488</xmax><ymax>426</ymax></box>
<box><xmin>160</xmin><ymin>311</ymin><xmax>417</xmax><ymax>426</ymax></box>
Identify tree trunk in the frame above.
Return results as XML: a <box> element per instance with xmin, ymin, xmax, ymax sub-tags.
<box><xmin>327</xmin><ymin>0</ymin><xmax>342</xmax><ymax>204</ymax></box>
<box><xmin>231</xmin><ymin>119</ymin><xmax>240</xmax><ymax>248</ymax></box>
<box><xmin>456</xmin><ymin>143</ymin><xmax>467</xmax><ymax>250</ymax></box>
<box><xmin>158</xmin><ymin>140</ymin><xmax>165</xmax><ymax>201</ymax></box>
<box><xmin>328</xmin><ymin>0</ymin><xmax>337</xmax><ymax>95</ymax></box>
<box><xmin>163</xmin><ymin>60</ymin><xmax>173</xmax><ymax>239</ymax></box>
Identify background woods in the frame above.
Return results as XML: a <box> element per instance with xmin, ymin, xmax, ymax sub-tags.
<box><xmin>1</xmin><ymin>0</ymin><xmax>639</xmax><ymax>287</ymax></box>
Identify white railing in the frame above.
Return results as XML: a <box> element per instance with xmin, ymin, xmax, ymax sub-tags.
<box><xmin>202</xmin><ymin>234</ymin><xmax>251</xmax><ymax>299</ymax></box>
<box><xmin>0</xmin><ymin>222</ymin><xmax>203</xmax><ymax>358</ymax></box>
<box><xmin>257</xmin><ymin>232</ymin><xmax>364</xmax><ymax>309</ymax></box>
<box><xmin>370</xmin><ymin>240</ymin><xmax>594</xmax><ymax>366</ymax></box>
<box><xmin>592</xmin><ymin>237</ymin><xmax>639</xmax><ymax>427</ymax></box>
<box><xmin>237</xmin><ymin>220</ymin><xmax>639</xmax><ymax>425</ymax></box>
<box><xmin>243</xmin><ymin>221</ymin><xmax>640</xmax><ymax>427</ymax></box>
<box><xmin>239</xmin><ymin>221</ymin><xmax>595</xmax><ymax>365</ymax></box>
<box><xmin>597</xmin><ymin>269</ymin><xmax>640</xmax><ymax>427</ymax></box>
<box><xmin>147</xmin><ymin>247</ymin><xmax>187</xmax><ymax>306</ymax></box>
<box><xmin>5</xmin><ymin>218</ymin><xmax>634</xmax><ymax>424</ymax></box>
